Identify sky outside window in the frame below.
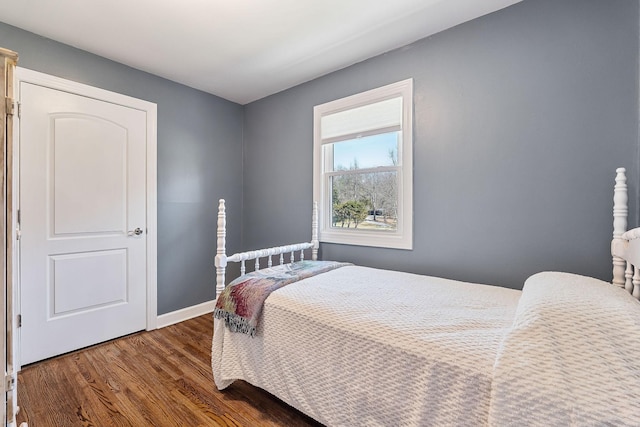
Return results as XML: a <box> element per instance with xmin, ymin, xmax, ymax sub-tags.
<box><xmin>332</xmin><ymin>132</ymin><xmax>399</xmax><ymax>170</ymax></box>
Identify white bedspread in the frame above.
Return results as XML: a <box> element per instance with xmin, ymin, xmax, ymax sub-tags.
<box><xmin>212</xmin><ymin>266</ymin><xmax>520</xmax><ymax>426</ymax></box>
<box><xmin>489</xmin><ymin>272</ymin><xmax>640</xmax><ymax>427</ymax></box>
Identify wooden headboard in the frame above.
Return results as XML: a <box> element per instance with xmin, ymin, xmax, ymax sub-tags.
<box><xmin>611</xmin><ymin>167</ymin><xmax>640</xmax><ymax>300</ymax></box>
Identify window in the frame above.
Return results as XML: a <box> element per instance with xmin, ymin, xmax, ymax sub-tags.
<box><xmin>313</xmin><ymin>79</ymin><xmax>413</xmax><ymax>250</ymax></box>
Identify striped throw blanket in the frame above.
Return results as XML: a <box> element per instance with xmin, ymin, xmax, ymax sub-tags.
<box><xmin>214</xmin><ymin>260</ymin><xmax>350</xmax><ymax>337</ymax></box>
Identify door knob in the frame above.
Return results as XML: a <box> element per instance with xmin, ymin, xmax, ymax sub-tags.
<box><xmin>128</xmin><ymin>227</ymin><xmax>144</xmax><ymax>236</ymax></box>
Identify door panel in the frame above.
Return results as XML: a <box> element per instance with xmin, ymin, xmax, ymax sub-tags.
<box><xmin>50</xmin><ymin>249</ymin><xmax>127</xmax><ymax>316</ymax></box>
<box><xmin>20</xmin><ymin>82</ymin><xmax>147</xmax><ymax>365</ymax></box>
<box><xmin>52</xmin><ymin>114</ymin><xmax>127</xmax><ymax>235</ymax></box>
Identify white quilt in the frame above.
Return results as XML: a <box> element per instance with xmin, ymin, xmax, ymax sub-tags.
<box><xmin>488</xmin><ymin>272</ymin><xmax>640</xmax><ymax>427</ymax></box>
<box><xmin>212</xmin><ymin>268</ymin><xmax>640</xmax><ymax>426</ymax></box>
<box><xmin>212</xmin><ymin>266</ymin><xmax>520</xmax><ymax>426</ymax></box>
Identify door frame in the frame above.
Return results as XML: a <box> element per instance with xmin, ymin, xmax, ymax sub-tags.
<box><xmin>2</xmin><ymin>46</ymin><xmax>19</xmax><ymax>427</ymax></box>
<box><xmin>13</xmin><ymin>68</ymin><xmax>158</xmax><ymax>369</ymax></box>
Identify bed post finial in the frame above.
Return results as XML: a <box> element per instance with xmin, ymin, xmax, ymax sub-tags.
<box><xmin>612</xmin><ymin>168</ymin><xmax>628</xmax><ymax>288</ymax></box>
<box><xmin>312</xmin><ymin>201</ymin><xmax>319</xmax><ymax>261</ymax></box>
<box><xmin>215</xmin><ymin>199</ymin><xmax>228</xmax><ymax>298</ymax></box>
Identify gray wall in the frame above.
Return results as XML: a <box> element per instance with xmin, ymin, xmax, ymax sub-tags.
<box><xmin>0</xmin><ymin>22</ymin><xmax>244</xmax><ymax>314</ymax></box>
<box><xmin>2</xmin><ymin>0</ymin><xmax>638</xmax><ymax>311</ymax></box>
<box><xmin>242</xmin><ymin>0</ymin><xmax>640</xmax><ymax>289</ymax></box>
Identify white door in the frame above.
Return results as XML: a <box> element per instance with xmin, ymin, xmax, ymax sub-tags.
<box><xmin>19</xmin><ymin>80</ymin><xmax>149</xmax><ymax>365</ymax></box>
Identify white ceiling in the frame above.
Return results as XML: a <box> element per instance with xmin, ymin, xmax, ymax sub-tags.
<box><xmin>0</xmin><ymin>0</ymin><xmax>521</xmax><ymax>104</ymax></box>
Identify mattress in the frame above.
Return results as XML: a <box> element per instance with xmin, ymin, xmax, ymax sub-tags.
<box><xmin>212</xmin><ymin>265</ymin><xmax>521</xmax><ymax>426</ymax></box>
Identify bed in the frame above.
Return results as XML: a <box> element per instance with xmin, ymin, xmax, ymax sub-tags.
<box><xmin>212</xmin><ymin>168</ymin><xmax>640</xmax><ymax>427</ymax></box>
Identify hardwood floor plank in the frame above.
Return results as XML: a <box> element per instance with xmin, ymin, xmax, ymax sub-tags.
<box><xmin>70</xmin><ymin>352</ymin><xmax>136</xmax><ymax>426</ymax></box>
<box><xmin>17</xmin><ymin>314</ymin><xmax>322</xmax><ymax>427</ymax></box>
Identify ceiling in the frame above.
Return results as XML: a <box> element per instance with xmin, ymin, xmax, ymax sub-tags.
<box><xmin>0</xmin><ymin>0</ymin><xmax>521</xmax><ymax>104</ymax></box>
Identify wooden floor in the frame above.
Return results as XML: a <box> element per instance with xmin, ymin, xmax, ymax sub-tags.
<box><xmin>16</xmin><ymin>314</ymin><xmax>323</xmax><ymax>427</ymax></box>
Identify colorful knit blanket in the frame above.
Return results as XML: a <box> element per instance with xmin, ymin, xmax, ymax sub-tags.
<box><xmin>214</xmin><ymin>260</ymin><xmax>350</xmax><ymax>337</ymax></box>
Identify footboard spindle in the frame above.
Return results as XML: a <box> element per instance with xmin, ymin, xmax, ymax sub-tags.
<box><xmin>215</xmin><ymin>200</ymin><xmax>227</xmax><ymax>297</ymax></box>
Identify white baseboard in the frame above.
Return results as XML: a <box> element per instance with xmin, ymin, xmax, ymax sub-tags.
<box><xmin>156</xmin><ymin>299</ymin><xmax>216</xmax><ymax>328</ymax></box>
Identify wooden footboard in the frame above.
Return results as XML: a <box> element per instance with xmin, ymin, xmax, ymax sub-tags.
<box><xmin>214</xmin><ymin>199</ymin><xmax>319</xmax><ymax>297</ymax></box>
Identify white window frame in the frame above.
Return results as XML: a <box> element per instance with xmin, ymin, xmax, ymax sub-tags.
<box><xmin>313</xmin><ymin>78</ymin><xmax>413</xmax><ymax>250</ymax></box>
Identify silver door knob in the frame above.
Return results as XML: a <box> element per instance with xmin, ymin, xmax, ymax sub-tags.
<box><xmin>128</xmin><ymin>227</ymin><xmax>144</xmax><ymax>236</ymax></box>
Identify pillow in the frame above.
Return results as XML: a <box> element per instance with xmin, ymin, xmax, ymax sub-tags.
<box><xmin>489</xmin><ymin>272</ymin><xmax>640</xmax><ymax>427</ymax></box>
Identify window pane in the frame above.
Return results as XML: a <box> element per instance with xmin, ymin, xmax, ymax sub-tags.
<box><xmin>330</xmin><ymin>171</ymin><xmax>398</xmax><ymax>232</ymax></box>
<box><xmin>330</xmin><ymin>132</ymin><xmax>399</xmax><ymax>171</ymax></box>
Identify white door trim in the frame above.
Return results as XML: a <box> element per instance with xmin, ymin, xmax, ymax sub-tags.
<box><xmin>13</xmin><ymin>68</ymin><xmax>158</xmax><ymax>368</ymax></box>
